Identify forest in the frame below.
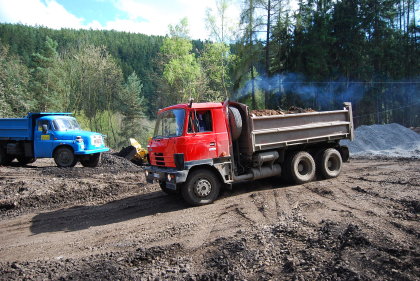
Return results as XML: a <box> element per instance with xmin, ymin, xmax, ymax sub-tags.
<box><xmin>0</xmin><ymin>0</ymin><xmax>419</xmax><ymax>148</ymax></box>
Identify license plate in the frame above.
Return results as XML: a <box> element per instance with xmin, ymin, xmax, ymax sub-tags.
<box><xmin>153</xmin><ymin>173</ymin><xmax>159</xmax><ymax>178</ymax></box>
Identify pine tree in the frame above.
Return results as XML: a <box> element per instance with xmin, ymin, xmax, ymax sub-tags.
<box><xmin>30</xmin><ymin>36</ymin><xmax>66</xmax><ymax>112</ymax></box>
<box><xmin>0</xmin><ymin>44</ymin><xmax>31</xmax><ymax>117</ymax></box>
<box><xmin>118</xmin><ymin>72</ymin><xmax>146</xmax><ymax>147</ymax></box>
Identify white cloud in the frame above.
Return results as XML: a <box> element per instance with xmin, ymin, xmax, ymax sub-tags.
<box><xmin>108</xmin><ymin>0</ymin><xmax>207</xmax><ymax>38</ymax></box>
<box><xmin>106</xmin><ymin>0</ymin><xmax>180</xmax><ymax>36</ymax></box>
<box><xmin>0</xmin><ymin>0</ymin><xmax>85</xmax><ymax>29</ymax></box>
<box><xmin>176</xmin><ymin>0</ymin><xmax>241</xmax><ymax>40</ymax></box>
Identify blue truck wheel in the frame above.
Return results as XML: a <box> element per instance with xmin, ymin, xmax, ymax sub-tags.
<box><xmin>54</xmin><ymin>147</ymin><xmax>78</xmax><ymax>167</ymax></box>
<box><xmin>17</xmin><ymin>157</ymin><xmax>36</xmax><ymax>166</ymax></box>
<box><xmin>0</xmin><ymin>148</ymin><xmax>13</xmax><ymax>165</ymax></box>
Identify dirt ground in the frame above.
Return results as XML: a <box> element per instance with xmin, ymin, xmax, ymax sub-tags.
<box><xmin>0</xmin><ymin>155</ymin><xmax>419</xmax><ymax>280</ymax></box>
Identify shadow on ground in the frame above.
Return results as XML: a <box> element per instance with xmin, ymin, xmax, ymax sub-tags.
<box><xmin>30</xmin><ymin>176</ymin><xmax>292</xmax><ymax>235</ymax></box>
<box><xmin>30</xmin><ymin>191</ymin><xmax>187</xmax><ymax>234</ymax></box>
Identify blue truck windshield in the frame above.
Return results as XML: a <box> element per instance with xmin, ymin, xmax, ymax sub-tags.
<box><xmin>153</xmin><ymin>109</ymin><xmax>185</xmax><ymax>139</ymax></box>
<box><xmin>53</xmin><ymin>118</ymin><xmax>81</xmax><ymax>131</ymax></box>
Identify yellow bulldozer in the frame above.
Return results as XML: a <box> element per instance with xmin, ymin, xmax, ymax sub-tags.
<box><xmin>117</xmin><ymin>138</ymin><xmax>148</xmax><ymax>165</ymax></box>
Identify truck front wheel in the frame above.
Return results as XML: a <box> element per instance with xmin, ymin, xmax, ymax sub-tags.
<box><xmin>290</xmin><ymin>151</ymin><xmax>316</xmax><ymax>184</ymax></box>
<box><xmin>317</xmin><ymin>148</ymin><xmax>342</xmax><ymax>179</ymax></box>
<box><xmin>80</xmin><ymin>153</ymin><xmax>101</xmax><ymax>167</ymax></box>
<box><xmin>182</xmin><ymin>169</ymin><xmax>220</xmax><ymax>206</ymax></box>
<box><xmin>54</xmin><ymin>147</ymin><xmax>78</xmax><ymax>167</ymax></box>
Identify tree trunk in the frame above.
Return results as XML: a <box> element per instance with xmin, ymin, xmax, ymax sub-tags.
<box><xmin>265</xmin><ymin>0</ymin><xmax>271</xmax><ymax>108</ymax></box>
<box><xmin>251</xmin><ymin>66</ymin><xmax>256</xmax><ymax>109</ymax></box>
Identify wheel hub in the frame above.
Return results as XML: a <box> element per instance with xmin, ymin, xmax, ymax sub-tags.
<box><xmin>194</xmin><ymin>179</ymin><xmax>212</xmax><ymax>197</ymax></box>
<box><xmin>298</xmin><ymin>163</ymin><xmax>304</xmax><ymax>172</ymax></box>
<box><xmin>327</xmin><ymin>160</ymin><xmax>332</xmax><ymax>168</ymax></box>
<box><xmin>327</xmin><ymin>156</ymin><xmax>339</xmax><ymax>171</ymax></box>
<box><xmin>60</xmin><ymin>152</ymin><xmax>71</xmax><ymax>164</ymax></box>
<box><xmin>297</xmin><ymin>160</ymin><xmax>309</xmax><ymax>175</ymax></box>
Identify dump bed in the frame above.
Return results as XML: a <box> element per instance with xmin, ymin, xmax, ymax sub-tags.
<box><xmin>0</xmin><ymin>118</ymin><xmax>33</xmax><ymax>140</ymax></box>
<box><xmin>248</xmin><ymin>103</ymin><xmax>354</xmax><ymax>152</ymax></box>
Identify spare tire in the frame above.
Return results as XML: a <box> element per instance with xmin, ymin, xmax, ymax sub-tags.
<box><xmin>228</xmin><ymin>106</ymin><xmax>242</xmax><ymax>141</ymax></box>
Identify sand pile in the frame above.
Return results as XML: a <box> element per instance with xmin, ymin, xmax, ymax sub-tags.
<box><xmin>341</xmin><ymin>123</ymin><xmax>420</xmax><ymax>159</ymax></box>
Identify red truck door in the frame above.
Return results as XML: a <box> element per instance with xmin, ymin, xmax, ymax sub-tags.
<box><xmin>185</xmin><ymin>109</ymin><xmax>218</xmax><ymax>161</ymax></box>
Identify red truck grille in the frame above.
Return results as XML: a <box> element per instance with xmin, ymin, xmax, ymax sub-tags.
<box><xmin>151</xmin><ymin>152</ymin><xmax>175</xmax><ymax>167</ymax></box>
<box><xmin>155</xmin><ymin>153</ymin><xmax>165</xmax><ymax>165</ymax></box>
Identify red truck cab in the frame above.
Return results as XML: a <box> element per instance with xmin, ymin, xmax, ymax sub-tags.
<box><xmin>148</xmin><ymin>102</ymin><xmax>230</xmax><ymax>168</ymax></box>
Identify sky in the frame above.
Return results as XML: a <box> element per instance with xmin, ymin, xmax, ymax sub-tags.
<box><xmin>0</xmin><ymin>0</ymin><xmax>245</xmax><ymax>40</ymax></box>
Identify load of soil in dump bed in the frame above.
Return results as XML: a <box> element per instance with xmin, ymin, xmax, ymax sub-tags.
<box><xmin>251</xmin><ymin>106</ymin><xmax>316</xmax><ymax>116</ymax></box>
<box><xmin>341</xmin><ymin>123</ymin><xmax>420</xmax><ymax>159</ymax></box>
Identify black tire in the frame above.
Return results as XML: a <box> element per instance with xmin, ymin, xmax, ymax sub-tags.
<box><xmin>0</xmin><ymin>148</ymin><xmax>14</xmax><ymax>165</ymax></box>
<box><xmin>228</xmin><ymin>106</ymin><xmax>242</xmax><ymax>141</ymax></box>
<box><xmin>4</xmin><ymin>156</ymin><xmax>15</xmax><ymax>165</ymax></box>
<box><xmin>281</xmin><ymin>153</ymin><xmax>293</xmax><ymax>183</ymax></box>
<box><xmin>54</xmin><ymin>147</ymin><xmax>78</xmax><ymax>167</ymax></box>
<box><xmin>317</xmin><ymin>148</ymin><xmax>342</xmax><ymax>179</ymax></box>
<box><xmin>17</xmin><ymin>157</ymin><xmax>36</xmax><ymax>166</ymax></box>
<box><xmin>182</xmin><ymin>169</ymin><xmax>221</xmax><ymax>206</ymax></box>
<box><xmin>0</xmin><ymin>147</ymin><xmax>4</xmax><ymax>165</ymax></box>
<box><xmin>338</xmin><ymin>146</ymin><xmax>350</xmax><ymax>162</ymax></box>
<box><xmin>159</xmin><ymin>181</ymin><xmax>179</xmax><ymax>195</ymax></box>
<box><xmin>289</xmin><ymin>151</ymin><xmax>316</xmax><ymax>184</ymax></box>
<box><xmin>80</xmin><ymin>153</ymin><xmax>101</xmax><ymax>167</ymax></box>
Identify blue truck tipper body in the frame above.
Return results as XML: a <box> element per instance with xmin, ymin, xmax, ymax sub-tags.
<box><xmin>0</xmin><ymin>113</ymin><xmax>109</xmax><ymax>167</ymax></box>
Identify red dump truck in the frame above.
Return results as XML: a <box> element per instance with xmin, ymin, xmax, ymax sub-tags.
<box><xmin>145</xmin><ymin>101</ymin><xmax>354</xmax><ymax>206</ymax></box>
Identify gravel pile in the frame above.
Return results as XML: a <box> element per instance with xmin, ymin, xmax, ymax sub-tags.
<box><xmin>341</xmin><ymin>123</ymin><xmax>420</xmax><ymax>159</ymax></box>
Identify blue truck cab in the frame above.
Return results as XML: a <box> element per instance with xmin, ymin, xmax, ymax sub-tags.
<box><xmin>0</xmin><ymin>113</ymin><xmax>109</xmax><ymax>167</ymax></box>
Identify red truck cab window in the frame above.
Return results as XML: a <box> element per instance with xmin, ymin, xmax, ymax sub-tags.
<box><xmin>188</xmin><ymin>110</ymin><xmax>212</xmax><ymax>133</ymax></box>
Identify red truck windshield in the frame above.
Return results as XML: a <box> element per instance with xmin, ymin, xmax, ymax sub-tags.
<box><xmin>153</xmin><ymin>109</ymin><xmax>185</xmax><ymax>139</ymax></box>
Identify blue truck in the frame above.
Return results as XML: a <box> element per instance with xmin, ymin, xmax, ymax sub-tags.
<box><xmin>0</xmin><ymin>113</ymin><xmax>109</xmax><ymax>167</ymax></box>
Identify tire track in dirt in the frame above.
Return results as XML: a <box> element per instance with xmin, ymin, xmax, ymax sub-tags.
<box><xmin>303</xmin><ymin>180</ymin><xmax>418</xmax><ymax>250</ymax></box>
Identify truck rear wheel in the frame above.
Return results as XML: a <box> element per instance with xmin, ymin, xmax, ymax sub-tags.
<box><xmin>182</xmin><ymin>169</ymin><xmax>220</xmax><ymax>206</ymax></box>
<box><xmin>0</xmin><ymin>148</ymin><xmax>14</xmax><ymax>165</ymax></box>
<box><xmin>80</xmin><ymin>153</ymin><xmax>101</xmax><ymax>167</ymax></box>
<box><xmin>289</xmin><ymin>151</ymin><xmax>316</xmax><ymax>184</ymax></box>
<box><xmin>317</xmin><ymin>148</ymin><xmax>342</xmax><ymax>179</ymax></box>
<box><xmin>54</xmin><ymin>147</ymin><xmax>78</xmax><ymax>167</ymax></box>
<box><xmin>17</xmin><ymin>157</ymin><xmax>36</xmax><ymax>166</ymax></box>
